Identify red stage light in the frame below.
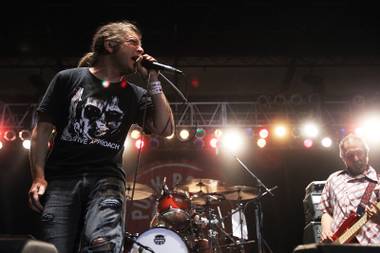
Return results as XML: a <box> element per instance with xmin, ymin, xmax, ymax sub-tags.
<box><xmin>135</xmin><ymin>139</ymin><xmax>144</xmax><ymax>149</ymax></box>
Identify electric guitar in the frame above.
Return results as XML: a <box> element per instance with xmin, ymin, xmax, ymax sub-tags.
<box><xmin>331</xmin><ymin>202</ymin><xmax>380</xmax><ymax>244</ymax></box>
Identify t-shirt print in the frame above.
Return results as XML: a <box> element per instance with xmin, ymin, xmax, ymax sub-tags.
<box><xmin>61</xmin><ymin>87</ymin><xmax>125</xmax><ymax>150</ymax></box>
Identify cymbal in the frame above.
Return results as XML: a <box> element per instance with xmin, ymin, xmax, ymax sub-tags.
<box><xmin>176</xmin><ymin>178</ymin><xmax>230</xmax><ymax>194</ymax></box>
<box><xmin>125</xmin><ymin>182</ymin><xmax>154</xmax><ymax>200</ymax></box>
<box><xmin>190</xmin><ymin>193</ymin><xmax>225</xmax><ymax>206</ymax></box>
<box><xmin>223</xmin><ymin>185</ymin><xmax>259</xmax><ymax>201</ymax></box>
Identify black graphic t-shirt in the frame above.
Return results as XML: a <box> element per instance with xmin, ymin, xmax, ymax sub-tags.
<box><xmin>37</xmin><ymin>67</ymin><xmax>152</xmax><ymax>180</ymax></box>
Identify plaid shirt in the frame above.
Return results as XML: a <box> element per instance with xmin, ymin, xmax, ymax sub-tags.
<box><xmin>321</xmin><ymin>166</ymin><xmax>380</xmax><ymax>244</ymax></box>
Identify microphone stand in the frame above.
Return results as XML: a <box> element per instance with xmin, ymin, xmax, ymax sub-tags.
<box><xmin>233</xmin><ymin>155</ymin><xmax>277</xmax><ymax>253</ymax></box>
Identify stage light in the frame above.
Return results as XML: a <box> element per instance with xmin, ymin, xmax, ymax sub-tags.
<box><xmin>22</xmin><ymin>140</ymin><xmax>31</xmax><ymax>150</ymax></box>
<box><xmin>0</xmin><ymin>140</ymin><xmax>3</xmax><ymax>150</ymax></box>
<box><xmin>257</xmin><ymin>138</ymin><xmax>266</xmax><ymax>148</ymax></box>
<box><xmin>195</xmin><ymin>128</ymin><xmax>206</xmax><ymax>139</ymax></box>
<box><xmin>194</xmin><ymin>138</ymin><xmax>205</xmax><ymax>149</ymax></box>
<box><xmin>245</xmin><ymin>128</ymin><xmax>254</xmax><ymax>137</ymax></box>
<box><xmin>135</xmin><ymin>139</ymin><xmax>144</xmax><ymax>149</ymax></box>
<box><xmin>4</xmin><ymin>130</ymin><xmax>16</xmax><ymax>141</ymax></box>
<box><xmin>259</xmin><ymin>128</ymin><xmax>269</xmax><ymax>139</ymax></box>
<box><xmin>130</xmin><ymin>129</ymin><xmax>141</xmax><ymax>140</ymax></box>
<box><xmin>321</xmin><ymin>137</ymin><xmax>332</xmax><ymax>148</ymax></box>
<box><xmin>304</xmin><ymin>139</ymin><xmax>313</xmax><ymax>149</ymax></box>
<box><xmin>19</xmin><ymin>130</ymin><xmax>31</xmax><ymax>141</ymax></box>
<box><xmin>354</xmin><ymin>127</ymin><xmax>364</xmax><ymax>137</ymax></box>
<box><xmin>302</xmin><ymin>123</ymin><xmax>319</xmax><ymax>138</ymax></box>
<box><xmin>357</xmin><ymin>115</ymin><xmax>380</xmax><ymax>143</ymax></box>
<box><xmin>150</xmin><ymin>137</ymin><xmax>160</xmax><ymax>149</ymax></box>
<box><xmin>209</xmin><ymin>138</ymin><xmax>218</xmax><ymax>149</ymax></box>
<box><xmin>179</xmin><ymin>129</ymin><xmax>190</xmax><ymax>141</ymax></box>
<box><xmin>166</xmin><ymin>133</ymin><xmax>175</xmax><ymax>140</ymax></box>
<box><xmin>274</xmin><ymin>125</ymin><xmax>287</xmax><ymax>138</ymax></box>
<box><xmin>214</xmin><ymin>129</ymin><xmax>223</xmax><ymax>138</ymax></box>
<box><xmin>222</xmin><ymin>129</ymin><xmax>244</xmax><ymax>153</ymax></box>
<box><xmin>102</xmin><ymin>80</ymin><xmax>110</xmax><ymax>88</ymax></box>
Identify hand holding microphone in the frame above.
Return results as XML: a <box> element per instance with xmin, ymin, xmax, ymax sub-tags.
<box><xmin>137</xmin><ymin>54</ymin><xmax>183</xmax><ymax>76</ymax></box>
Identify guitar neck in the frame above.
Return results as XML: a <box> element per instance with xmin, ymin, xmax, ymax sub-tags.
<box><xmin>336</xmin><ymin>202</ymin><xmax>380</xmax><ymax>244</ymax></box>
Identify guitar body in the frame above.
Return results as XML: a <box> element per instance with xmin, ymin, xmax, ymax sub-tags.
<box><xmin>332</xmin><ymin>212</ymin><xmax>360</xmax><ymax>243</ymax></box>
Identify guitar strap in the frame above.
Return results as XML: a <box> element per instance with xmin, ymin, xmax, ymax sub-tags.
<box><xmin>356</xmin><ymin>180</ymin><xmax>377</xmax><ymax>216</ymax></box>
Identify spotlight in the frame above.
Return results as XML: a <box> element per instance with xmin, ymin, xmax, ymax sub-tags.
<box><xmin>150</xmin><ymin>137</ymin><xmax>160</xmax><ymax>149</ymax></box>
<box><xmin>214</xmin><ymin>129</ymin><xmax>223</xmax><ymax>138</ymax></box>
<box><xmin>302</xmin><ymin>123</ymin><xmax>319</xmax><ymax>138</ymax></box>
<box><xmin>209</xmin><ymin>138</ymin><xmax>219</xmax><ymax>149</ymax></box>
<box><xmin>257</xmin><ymin>138</ymin><xmax>266</xmax><ymax>148</ymax></box>
<box><xmin>304</xmin><ymin>139</ymin><xmax>313</xmax><ymax>149</ymax></box>
<box><xmin>321</xmin><ymin>137</ymin><xmax>332</xmax><ymax>148</ymax></box>
<box><xmin>244</xmin><ymin>128</ymin><xmax>253</xmax><ymax>137</ymax></box>
<box><xmin>274</xmin><ymin>125</ymin><xmax>287</xmax><ymax>138</ymax></box>
<box><xmin>258</xmin><ymin>128</ymin><xmax>269</xmax><ymax>139</ymax></box>
<box><xmin>22</xmin><ymin>140</ymin><xmax>31</xmax><ymax>150</ymax></box>
<box><xmin>0</xmin><ymin>140</ymin><xmax>3</xmax><ymax>150</ymax></box>
<box><xmin>166</xmin><ymin>133</ymin><xmax>175</xmax><ymax>140</ymax></box>
<box><xmin>130</xmin><ymin>129</ymin><xmax>141</xmax><ymax>140</ymax></box>
<box><xmin>222</xmin><ymin>129</ymin><xmax>244</xmax><ymax>153</ymax></box>
<box><xmin>135</xmin><ymin>139</ymin><xmax>144</xmax><ymax>150</ymax></box>
<box><xmin>4</xmin><ymin>130</ymin><xmax>16</xmax><ymax>141</ymax></box>
<box><xmin>354</xmin><ymin>127</ymin><xmax>364</xmax><ymax>137</ymax></box>
<box><xmin>178</xmin><ymin>129</ymin><xmax>190</xmax><ymax>141</ymax></box>
<box><xmin>195</xmin><ymin>128</ymin><xmax>206</xmax><ymax>139</ymax></box>
<box><xmin>193</xmin><ymin>138</ymin><xmax>205</xmax><ymax>149</ymax></box>
<box><xmin>357</xmin><ymin>115</ymin><xmax>380</xmax><ymax>143</ymax></box>
<box><xmin>19</xmin><ymin>130</ymin><xmax>31</xmax><ymax>141</ymax></box>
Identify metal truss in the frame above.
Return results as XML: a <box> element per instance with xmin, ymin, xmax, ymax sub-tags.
<box><xmin>2</xmin><ymin>55</ymin><xmax>380</xmax><ymax>69</ymax></box>
<box><xmin>0</xmin><ymin>103</ymin><xmax>37</xmax><ymax>129</ymax></box>
<box><xmin>0</xmin><ymin>97</ymin><xmax>366</xmax><ymax>130</ymax></box>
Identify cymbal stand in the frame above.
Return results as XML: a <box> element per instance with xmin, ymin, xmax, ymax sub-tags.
<box><xmin>233</xmin><ymin>155</ymin><xmax>277</xmax><ymax>253</ymax></box>
<box><xmin>204</xmin><ymin>197</ymin><xmax>220</xmax><ymax>253</ymax></box>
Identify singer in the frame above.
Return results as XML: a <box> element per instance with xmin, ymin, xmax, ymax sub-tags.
<box><xmin>28</xmin><ymin>20</ymin><xmax>174</xmax><ymax>253</ymax></box>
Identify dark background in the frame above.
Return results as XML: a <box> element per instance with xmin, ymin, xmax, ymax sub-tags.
<box><xmin>2</xmin><ymin>2</ymin><xmax>380</xmax><ymax>253</ymax></box>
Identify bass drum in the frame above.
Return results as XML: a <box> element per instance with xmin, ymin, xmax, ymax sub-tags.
<box><xmin>128</xmin><ymin>227</ymin><xmax>189</xmax><ymax>253</ymax></box>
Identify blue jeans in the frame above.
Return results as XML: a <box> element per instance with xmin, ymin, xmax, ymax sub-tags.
<box><xmin>40</xmin><ymin>175</ymin><xmax>126</xmax><ymax>253</ymax></box>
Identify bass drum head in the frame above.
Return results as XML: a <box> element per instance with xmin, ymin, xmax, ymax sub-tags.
<box><xmin>129</xmin><ymin>227</ymin><xmax>189</xmax><ymax>253</ymax></box>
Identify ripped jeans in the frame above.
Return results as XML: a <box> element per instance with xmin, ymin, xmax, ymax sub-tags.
<box><xmin>40</xmin><ymin>175</ymin><xmax>126</xmax><ymax>253</ymax></box>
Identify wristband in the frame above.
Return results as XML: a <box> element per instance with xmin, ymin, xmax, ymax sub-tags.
<box><xmin>148</xmin><ymin>81</ymin><xmax>163</xmax><ymax>95</ymax></box>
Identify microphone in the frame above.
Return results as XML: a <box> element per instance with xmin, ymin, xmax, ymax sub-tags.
<box><xmin>141</xmin><ymin>59</ymin><xmax>184</xmax><ymax>75</ymax></box>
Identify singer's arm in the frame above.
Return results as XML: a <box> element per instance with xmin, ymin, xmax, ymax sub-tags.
<box><xmin>145</xmin><ymin>71</ymin><xmax>174</xmax><ymax>137</ymax></box>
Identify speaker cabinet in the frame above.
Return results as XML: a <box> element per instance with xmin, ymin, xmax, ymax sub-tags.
<box><xmin>0</xmin><ymin>235</ymin><xmax>58</xmax><ymax>253</ymax></box>
<box><xmin>303</xmin><ymin>221</ymin><xmax>321</xmax><ymax>243</ymax></box>
<box><xmin>294</xmin><ymin>243</ymin><xmax>380</xmax><ymax>253</ymax></box>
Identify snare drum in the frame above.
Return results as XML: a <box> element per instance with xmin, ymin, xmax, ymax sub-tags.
<box><xmin>129</xmin><ymin>227</ymin><xmax>189</xmax><ymax>253</ymax></box>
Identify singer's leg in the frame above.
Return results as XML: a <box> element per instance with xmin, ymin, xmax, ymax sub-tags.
<box><xmin>81</xmin><ymin>177</ymin><xmax>126</xmax><ymax>253</ymax></box>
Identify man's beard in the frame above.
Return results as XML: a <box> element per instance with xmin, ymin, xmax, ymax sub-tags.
<box><xmin>347</xmin><ymin>161</ymin><xmax>366</xmax><ymax>176</ymax></box>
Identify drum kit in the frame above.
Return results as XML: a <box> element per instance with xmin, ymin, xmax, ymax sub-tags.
<box><xmin>126</xmin><ymin>178</ymin><xmax>260</xmax><ymax>253</ymax></box>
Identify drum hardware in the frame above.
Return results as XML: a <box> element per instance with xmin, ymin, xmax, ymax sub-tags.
<box><xmin>223</xmin><ymin>185</ymin><xmax>259</xmax><ymax>201</ymax></box>
<box><xmin>125</xmin><ymin>182</ymin><xmax>155</xmax><ymax>201</ymax></box>
<box><xmin>190</xmin><ymin>192</ymin><xmax>225</xmax><ymax>206</ymax></box>
<box><xmin>175</xmin><ymin>178</ymin><xmax>231</xmax><ymax>195</ymax></box>
<box><xmin>233</xmin><ymin>155</ymin><xmax>277</xmax><ymax>253</ymax></box>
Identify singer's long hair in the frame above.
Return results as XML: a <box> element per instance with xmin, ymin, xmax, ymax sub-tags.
<box><xmin>78</xmin><ymin>21</ymin><xmax>141</xmax><ymax>67</ymax></box>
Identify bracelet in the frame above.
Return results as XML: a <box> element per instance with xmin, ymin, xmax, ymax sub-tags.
<box><xmin>148</xmin><ymin>81</ymin><xmax>163</xmax><ymax>95</ymax></box>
